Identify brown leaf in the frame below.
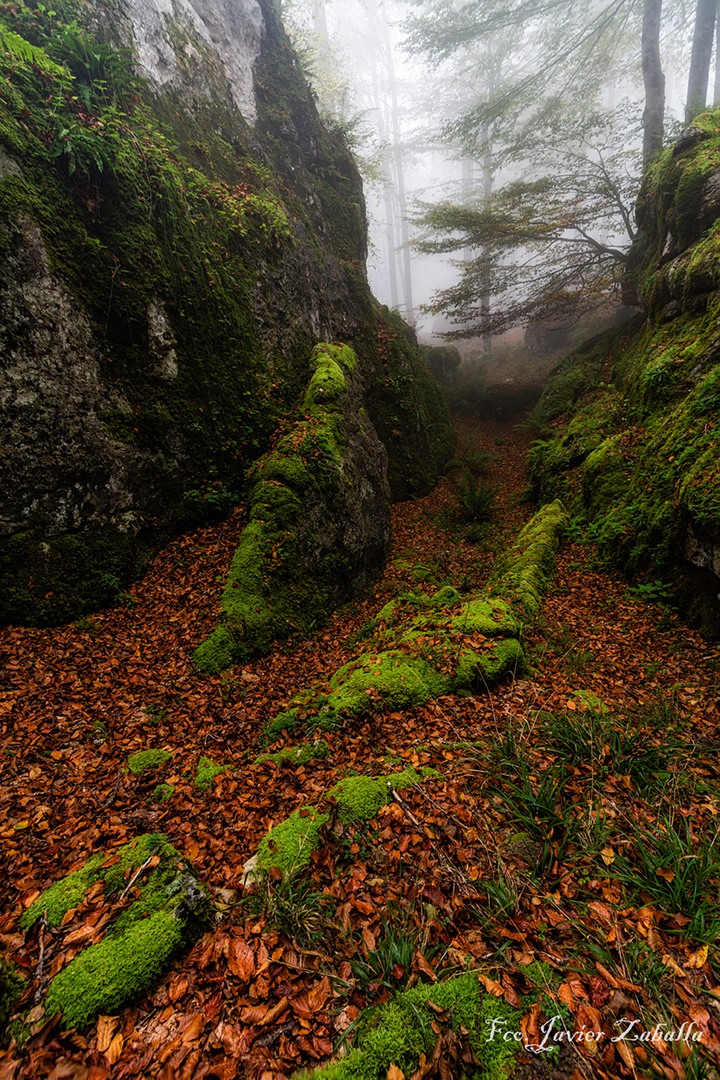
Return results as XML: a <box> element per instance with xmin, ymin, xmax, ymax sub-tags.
<box><xmin>386</xmin><ymin>1066</ymin><xmax>405</xmax><ymax>1080</ymax></box>
<box><xmin>308</xmin><ymin>975</ymin><xmax>331</xmax><ymax>1012</ymax></box>
<box><xmin>106</xmin><ymin>1032</ymin><xmax>124</xmax><ymax>1065</ymax></box>
<box><xmin>228</xmin><ymin>937</ymin><xmax>255</xmax><ymax>981</ymax></box>
<box><xmin>48</xmin><ymin>1063</ymin><xmax>89</xmax><ymax>1080</ymax></box>
<box><xmin>477</xmin><ymin>973</ymin><xmax>503</xmax><ymax>997</ymax></box>
<box><xmin>414</xmin><ymin>950</ymin><xmax>437</xmax><ymax>982</ymax></box>
<box><xmin>96</xmin><ymin>1015</ymin><xmax>120</xmax><ymax>1054</ymax></box>
<box><xmin>259</xmin><ymin>996</ymin><xmax>289</xmax><ymax>1026</ymax></box>
<box><xmin>615</xmin><ymin>1037</ymin><xmax>635</xmax><ymax>1071</ymax></box>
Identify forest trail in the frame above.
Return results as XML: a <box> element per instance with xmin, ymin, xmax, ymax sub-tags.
<box><xmin>2</xmin><ymin>414</ymin><xmax>720</xmax><ymax>1080</ymax></box>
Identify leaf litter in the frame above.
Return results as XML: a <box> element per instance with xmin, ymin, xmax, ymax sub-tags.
<box><xmin>0</xmin><ymin>416</ymin><xmax>719</xmax><ymax>1078</ymax></box>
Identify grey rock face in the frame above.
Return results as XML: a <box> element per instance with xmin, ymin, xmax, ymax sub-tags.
<box><xmin>121</xmin><ymin>0</ymin><xmax>264</xmax><ymax>123</ymax></box>
<box><xmin>0</xmin><ymin>214</ymin><xmax>166</xmax><ymax>539</ymax></box>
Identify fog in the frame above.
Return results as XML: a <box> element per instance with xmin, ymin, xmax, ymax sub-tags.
<box><xmin>283</xmin><ymin>0</ymin><xmax>703</xmax><ymax>345</ymax></box>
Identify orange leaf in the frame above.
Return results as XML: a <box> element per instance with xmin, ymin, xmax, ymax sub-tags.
<box><xmin>477</xmin><ymin>973</ymin><xmax>503</xmax><ymax>997</ymax></box>
<box><xmin>386</xmin><ymin>1066</ymin><xmax>405</xmax><ymax>1080</ymax></box>
<box><xmin>106</xmin><ymin>1032</ymin><xmax>124</xmax><ymax>1065</ymax></box>
<box><xmin>96</xmin><ymin>1015</ymin><xmax>120</xmax><ymax>1054</ymax></box>
<box><xmin>259</xmin><ymin>996</ymin><xmax>289</xmax><ymax>1026</ymax></box>
<box><xmin>684</xmin><ymin>944</ymin><xmax>708</xmax><ymax>970</ymax></box>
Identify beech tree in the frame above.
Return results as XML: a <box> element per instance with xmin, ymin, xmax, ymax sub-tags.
<box><xmin>403</xmin><ymin>0</ymin><xmax>671</xmax><ymax>338</ymax></box>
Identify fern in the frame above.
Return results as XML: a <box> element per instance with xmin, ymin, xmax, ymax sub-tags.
<box><xmin>0</xmin><ymin>26</ymin><xmax>68</xmax><ymax>77</ymax></box>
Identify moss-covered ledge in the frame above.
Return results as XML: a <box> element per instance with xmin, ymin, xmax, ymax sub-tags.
<box><xmin>194</xmin><ymin>342</ymin><xmax>391</xmax><ymax>673</ymax></box>
<box><xmin>486</xmin><ymin>499</ymin><xmax>569</xmax><ymax>617</ymax></box>
<box><xmin>19</xmin><ymin>833</ymin><xmax>209</xmax><ymax>1031</ymax></box>
<box><xmin>253</xmin><ymin>766</ymin><xmax>436</xmax><ymax>879</ymax></box>
<box><xmin>259</xmin><ymin>502</ymin><xmax>568</xmax><ymax>738</ymax></box>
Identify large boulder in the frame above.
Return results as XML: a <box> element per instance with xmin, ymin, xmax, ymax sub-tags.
<box><xmin>195</xmin><ymin>343</ymin><xmax>391</xmax><ymax>671</ymax></box>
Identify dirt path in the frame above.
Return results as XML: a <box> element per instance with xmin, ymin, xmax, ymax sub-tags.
<box><xmin>1</xmin><ymin>416</ymin><xmax>719</xmax><ymax>1079</ymax></box>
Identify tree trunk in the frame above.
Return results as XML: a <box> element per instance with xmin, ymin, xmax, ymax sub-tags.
<box><xmin>480</xmin><ymin>124</ymin><xmax>492</xmax><ymax>358</ymax></box>
<box><xmin>714</xmin><ymin>6</ymin><xmax>720</xmax><ymax>104</ymax></box>
<box><xmin>641</xmin><ymin>0</ymin><xmax>664</xmax><ymax>164</ymax></box>
<box><xmin>686</xmin><ymin>0</ymin><xmax>718</xmax><ymax>123</ymax></box>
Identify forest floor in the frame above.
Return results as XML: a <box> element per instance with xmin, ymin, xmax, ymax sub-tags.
<box><xmin>2</xmin><ymin>415</ymin><xmax>720</xmax><ymax>1080</ymax></box>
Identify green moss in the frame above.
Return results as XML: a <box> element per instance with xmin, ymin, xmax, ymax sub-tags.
<box><xmin>0</xmin><ymin>955</ymin><xmax>25</xmax><ymax>1035</ymax></box>
<box><xmin>256</xmin><ymin>807</ymin><xmax>330</xmax><ymax>877</ymax></box>
<box><xmin>328</xmin><ymin>766</ymin><xmax>431</xmax><ymax>823</ymax></box>
<box><xmin>152</xmin><ymin>783</ymin><xmax>175</xmax><ymax>802</ymax></box>
<box><xmin>127</xmin><ymin>749</ymin><xmax>172</xmax><ymax>775</ymax></box>
<box><xmin>194</xmin><ymin>756</ymin><xmax>229</xmax><ymax>792</ymax></box>
<box><xmin>326</xmin><ymin>650</ymin><xmax>448</xmax><ymax>715</ymax></box>
<box><xmin>194</xmin><ymin>342</ymin><xmax>386</xmax><ymax>671</ymax></box>
<box><xmin>256</xmin><ymin>739</ymin><xmax>331</xmax><ymax>767</ymax></box>
<box><xmin>44</xmin><ymin>908</ymin><xmax>184</xmax><ymax>1030</ymax></box>
<box><xmin>20</xmin><ymin>853</ymin><xmax>105</xmax><ymax>930</ymax></box>
<box><xmin>306</xmin><ymin>973</ymin><xmax>522</xmax><ymax>1080</ymax></box>
<box><xmin>454</xmin><ymin>638</ymin><xmax>526</xmax><ymax>690</ymax></box>
<box><xmin>20</xmin><ymin>833</ymin><xmax>208</xmax><ymax>1029</ymax></box>
<box><xmin>488</xmin><ymin>500</ymin><xmax>569</xmax><ymax>617</ymax></box>
<box><xmin>450</xmin><ymin>597</ymin><xmax>519</xmax><ymax>637</ymax></box>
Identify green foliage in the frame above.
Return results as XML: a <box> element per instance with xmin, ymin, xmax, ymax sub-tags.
<box><xmin>246</xmin><ymin>873</ymin><xmax>333</xmax><ymax>946</ymax></box>
<box><xmin>455</xmin><ymin>465</ymin><xmax>496</xmax><ymax>523</ymax></box>
<box><xmin>0</xmin><ymin>956</ymin><xmax>25</xmax><ymax>1037</ymax></box>
<box><xmin>614</xmin><ymin>819</ymin><xmax>720</xmax><ymax>935</ymax></box>
<box><xmin>348</xmin><ymin>903</ymin><xmax>427</xmax><ymax>995</ymax></box>
<box><xmin>498</xmin><ymin>761</ymin><xmax>580</xmax><ymax>872</ymax></box>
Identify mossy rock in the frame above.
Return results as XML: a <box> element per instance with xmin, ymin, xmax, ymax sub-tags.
<box><xmin>328</xmin><ymin>766</ymin><xmax>434</xmax><ymax>823</ymax></box>
<box><xmin>255</xmin><ymin>739</ymin><xmax>331</xmax><ymax>767</ymax></box>
<box><xmin>488</xmin><ymin>500</ymin><xmax>569</xmax><ymax>617</ymax></box>
<box><xmin>194</xmin><ymin>342</ymin><xmax>391</xmax><ymax>672</ymax></box>
<box><xmin>127</xmin><ymin>748</ymin><xmax>172</xmax><ymax>775</ymax></box>
<box><xmin>256</xmin><ymin>767</ymin><xmax>438</xmax><ymax>878</ymax></box>
<box><xmin>326</xmin><ymin>650</ymin><xmax>448</xmax><ymax>715</ymax></box>
<box><xmin>305</xmin><ymin>972</ymin><xmax>522</xmax><ymax>1080</ymax></box>
<box><xmin>194</xmin><ymin>756</ymin><xmax>229</xmax><ymax>792</ymax></box>
<box><xmin>256</xmin><ymin>807</ymin><xmax>331</xmax><ymax>878</ymax></box>
<box><xmin>21</xmin><ymin>834</ymin><xmax>208</xmax><ymax>1030</ymax></box>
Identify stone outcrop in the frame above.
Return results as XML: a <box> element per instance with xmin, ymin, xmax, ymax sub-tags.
<box><xmin>529</xmin><ymin>109</ymin><xmax>720</xmax><ymax>635</ymax></box>
<box><xmin>0</xmin><ymin>0</ymin><xmax>453</xmax><ymax>627</ymax></box>
<box><xmin>194</xmin><ymin>343</ymin><xmax>391</xmax><ymax>672</ymax></box>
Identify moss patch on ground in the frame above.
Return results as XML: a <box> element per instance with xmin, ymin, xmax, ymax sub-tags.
<box><xmin>255</xmin><ymin>739</ymin><xmax>331</xmax><ymax>767</ymax></box>
<box><xmin>256</xmin><ymin>767</ymin><xmax>434</xmax><ymax>878</ymax></box>
<box><xmin>305</xmin><ymin>972</ymin><xmax>522</xmax><ymax>1080</ymax></box>
<box><xmin>127</xmin><ymin>748</ymin><xmax>172</xmax><ymax>775</ymax></box>
<box><xmin>20</xmin><ymin>833</ymin><xmax>208</xmax><ymax>1030</ymax></box>
<box><xmin>194</xmin><ymin>757</ymin><xmax>229</xmax><ymax>792</ymax></box>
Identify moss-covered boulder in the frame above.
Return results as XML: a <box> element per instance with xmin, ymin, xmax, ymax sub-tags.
<box><xmin>194</xmin><ymin>343</ymin><xmax>391</xmax><ymax>671</ymax></box>
<box><xmin>487</xmin><ymin>499</ymin><xmax>569</xmax><ymax>617</ymax></box>
<box><xmin>20</xmin><ymin>834</ymin><xmax>208</xmax><ymax>1030</ymax></box>
<box><xmin>261</xmin><ymin>503</ymin><xmax>567</xmax><ymax>734</ymax></box>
